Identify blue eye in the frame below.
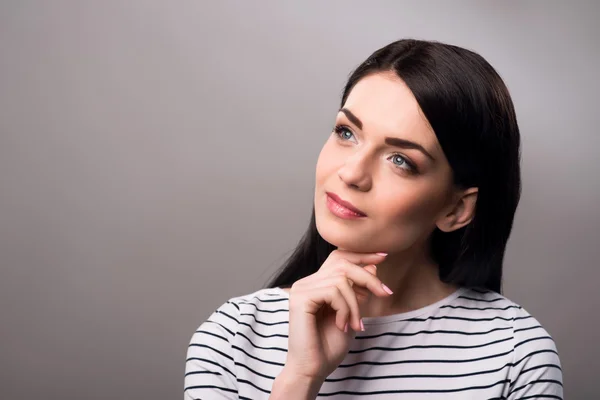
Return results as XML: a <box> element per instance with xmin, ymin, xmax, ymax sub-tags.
<box><xmin>391</xmin><ymin>154</ymin><xmax>405</xmax><ymax>166</ymax></box>
<box><xmin>333</xmin><ymin>124</ymin><xmax>418</xmax><ymax>174</ymax></box>
<box><xmin>389</xmin><ymin>154</ymin><xmax>417</xmax><ymax>173</ymax></box>
<box><xmin>334</xmin><ymin>125</ymin><xmax>355</xmax><ymax>141</ymax></box>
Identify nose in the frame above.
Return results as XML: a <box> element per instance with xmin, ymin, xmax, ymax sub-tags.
<box><xmin>337</xmin><ymin>151</ymin><xmax>372</xmax><ymax>191</ymax></box>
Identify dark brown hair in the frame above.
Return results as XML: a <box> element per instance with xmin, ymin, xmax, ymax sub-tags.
<box><xmin>266</xmin><ymin>39</ymin><xmax>521</xmax><ymax>293</ymax></box>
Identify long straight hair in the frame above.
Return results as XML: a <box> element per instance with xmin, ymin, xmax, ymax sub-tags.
<box><xmin>265</xmin><ymin>39</ymin><xmax>521</xmax><ymax>293</ymax></box>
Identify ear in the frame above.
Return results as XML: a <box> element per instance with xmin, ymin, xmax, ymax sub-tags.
<box><xmin>436</xmin><ymin>187</ymin><xmax>478</xmax><ymax>233</ymax></box>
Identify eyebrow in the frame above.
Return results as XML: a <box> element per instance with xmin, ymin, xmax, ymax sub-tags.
<box><xmin>339</xmin><ymin>108</ymin><xmax>435</xmax><ymax>161</ymax></box>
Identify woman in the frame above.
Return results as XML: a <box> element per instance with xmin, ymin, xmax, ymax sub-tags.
<box><xmin>184</xmin><ymin>39</ymin><xmax>563</xmax><ymax>399</ymax></box>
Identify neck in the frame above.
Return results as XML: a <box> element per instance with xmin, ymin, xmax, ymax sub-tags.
<box><xmin>360</xmin><ymin>245</ymin><xmax>459</xmax><ymax>318</ymax></box>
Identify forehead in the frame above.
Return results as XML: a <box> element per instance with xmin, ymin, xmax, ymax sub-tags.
<box><xmin>341</xmin><ymin>72</ymin><xmax>440</xmax><ymax>151</ymax></box>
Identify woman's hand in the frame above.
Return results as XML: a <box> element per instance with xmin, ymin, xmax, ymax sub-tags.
<box><xmin>283</xmin><ymin>250</ymin><xmax>393</xmax><ymax>383</ymax></box>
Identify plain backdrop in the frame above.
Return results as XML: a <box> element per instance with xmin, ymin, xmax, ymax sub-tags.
<box><xmin>1</xmin><ymin>1</ymin><xmax>598</xmax><ymax>399</ymax></box>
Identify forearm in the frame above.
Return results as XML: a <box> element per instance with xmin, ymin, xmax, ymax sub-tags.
<box><xmin>269</xmin><ymin>368</ymin><xmax>323</xmax><ymax>400</ymax></box>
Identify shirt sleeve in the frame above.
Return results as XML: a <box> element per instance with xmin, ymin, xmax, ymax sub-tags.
<box><xmin>184</xmin><ymin>299</ymin><xmax>240</xmax><ymax>399</ymax></box>
<box><xmin>507</xmin><ymin>308</ymin><xmax>564</xmax><ymax>399</ymax></box>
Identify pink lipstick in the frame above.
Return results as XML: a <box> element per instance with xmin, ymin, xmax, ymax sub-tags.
<box><xmin>326</xmin><ymin>192</ymin><xmax>367</xmax><ymax>219</ymax></box>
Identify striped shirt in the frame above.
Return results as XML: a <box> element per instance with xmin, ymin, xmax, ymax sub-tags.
<box><xmin>184</xmin><ymin>287</ymin><xmax>563</xmax><ymax>399</ymax></box>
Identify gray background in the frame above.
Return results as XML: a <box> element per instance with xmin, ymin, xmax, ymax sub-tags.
<box><xmin>1</xmin><ymin>1</ymin><xmax>598</xmax><ymax>399</ymax></box>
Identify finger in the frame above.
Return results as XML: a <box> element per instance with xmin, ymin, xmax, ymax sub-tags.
<box><xmin>353</xmin><ymin>264</ymin><xmax>377</xmax><ymax>302</ymax></box>
<box><xmin>339</xmin><ymin>263</ymin><xmax>377</xmax><ymax>290</ymax></box>
<box><xmin>319</xmin><ymin>286</ymin><xmax>352</xmax><ymax>332</ymax></box>
<box><xmin>289</xmin><ymin>284</ymin><xmax>350</xmax><ymax>332</ymax></box>
<box><xmin>352</xmin><ymin>268</ymin><xmax>372</xmax><ymax>303</ymax></box>
<box><xmin>334</xmin><ymin>275</ymin><xmax>363</xmax><ymax>331</ymax></box>
<box><xmin>336</xmin><ymin>259</ymin><xmax>393</xmax><ymax>298</ymax></box>
<box><xmin>345</xmin><ymin>264</ymin><xmax>376</xmax><ymax>292</ymax></box>
<box><xmin>326</xmin><ymin>250</ymin><xmax>388</xmax><ymax>269</ymax></box>
<box><xmin>363</xmin><ymin>264</ymin><xmax>377</xmax><ymax>275</ymax></box>
<box><xmin>314</xmin><ymin>276</ymin><xmax>363</xmax><ymax>331</ymax></box>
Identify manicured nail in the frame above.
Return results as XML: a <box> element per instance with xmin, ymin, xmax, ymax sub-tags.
<box><xmin>381</xmin><ymin>283</ymin><xmax>394</xmax><ymax>295</ymax></box>
<box><xmin>360</xmin><ymin>319</ymin><xmax>365</xmax><ymax>331</ymax></box>
<box><xmin>376</xmin><ymin>252</ymin><xmax>388</xmax><ymax>256</ymax></box>
<box><xmin>344</xmin><ymin>322</ymin><xmax>348</xmax><ymax>333</ymax></box>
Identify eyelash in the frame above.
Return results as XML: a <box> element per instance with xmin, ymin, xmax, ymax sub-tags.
<box><xmin>333</xmin><ymin>124</ymin><xmax>418</xmax><ymax>173</ymax></box>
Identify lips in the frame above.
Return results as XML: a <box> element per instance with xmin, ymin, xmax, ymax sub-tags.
<box><xmin>325</xmin><ymin>192</ymin><xmax>367</xmax><ymax>216</ymax></box>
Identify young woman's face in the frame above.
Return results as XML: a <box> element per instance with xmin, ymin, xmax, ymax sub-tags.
<box><xmin>314</xmin><ymin>72</ymin><xmax>456</xmax><ymax>254</ymax></box>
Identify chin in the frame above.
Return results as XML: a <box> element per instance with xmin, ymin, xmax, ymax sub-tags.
<box><xmin>315</xmin><ymin>213</ymin><xmax>379</xmax><ymax>253</ymax></box>
<box><xmin>322</xmin><ymin>233</ymin><xmax>375</xmax><ymax>253</ymax></box>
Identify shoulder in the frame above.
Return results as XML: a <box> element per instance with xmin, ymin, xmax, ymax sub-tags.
<box><xmin>188</xmin><ymin>287</ymin><xmax>289</xmax><ymax>353</ymax></box>
<box><xmin>456</xmin><ymin>288</ymin><xmax>563</xmax><ymax>395</ymax></box>
<box><xmin>456</xmin><ymin>288</ymin><xmax>558</xmax><ymax>346</ymax></box>
<box><xmin>457</xmin><ymin>288</ymin><xmax>555</xmax><ymax>334</ymax></box>
<box><xmin>198</xmin><ymin>287</ymin><xmax>289</xmax><ymax>332</ymax></box>
<box><xmin>223</xmin><ymin>287</ymin><xmax>289</xmax><ymax>315</ymax></box>
<box><xmin>185</xmin><ymin>288</ymin><xmax>288</xmax><ymax>396</ymax></box>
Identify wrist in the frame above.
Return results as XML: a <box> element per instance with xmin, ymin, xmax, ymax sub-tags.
<box><xmin>270</xmin><ymin>367</ymin><xmax>323</xmax><ymax>400</ymax></box>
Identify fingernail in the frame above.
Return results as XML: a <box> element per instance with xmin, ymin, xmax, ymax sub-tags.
<box><xmin>344</xmin><ymin>322</ymin><xmax>348</xmax><ymax>333</ymax></box>
<box><xmin>360</xmin><ymin>319</ymin><xmax>365</xmax><ymax>331</ymax></box>
<box><xmin>381</xmin><ymin>283</ymin><xmax>394</xmax><ymax>295</ymax></box>
<box><xmin>376</xmin><ymin>252</ymin><xmax>388</xmax><ymax>256</ymax></box>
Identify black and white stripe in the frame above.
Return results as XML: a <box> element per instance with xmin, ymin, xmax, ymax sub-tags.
<box><xmin>184</xmin><ymin>287</ymin><xmax>562</xmax><ymax>399</ymax></box>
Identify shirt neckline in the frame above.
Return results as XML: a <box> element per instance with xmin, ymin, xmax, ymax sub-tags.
<box><xmin>274</xmin><ymin>286</ymin><xmax>469</xmax><ymax>325</ymax></box>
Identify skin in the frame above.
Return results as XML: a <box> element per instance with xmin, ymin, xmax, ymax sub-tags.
<box><xmin>270</xmin><ymin>72</ymin><xmax>481</xmax><ymax>397</ymax></box>
<box><xmin>284</xmin><ymin>71</ymin><xmax>478</xmax><ymax>319</ymax></box>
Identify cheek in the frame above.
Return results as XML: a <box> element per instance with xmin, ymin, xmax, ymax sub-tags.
<box><xmin>367</xmin><ymin>185</ymin><xmax>447</xmax><ymax>252</ymax></box>
<box><xmin>377</xmin><ymin>182</ymin><xmax>448</xmax><ymax>227</ymax></box>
